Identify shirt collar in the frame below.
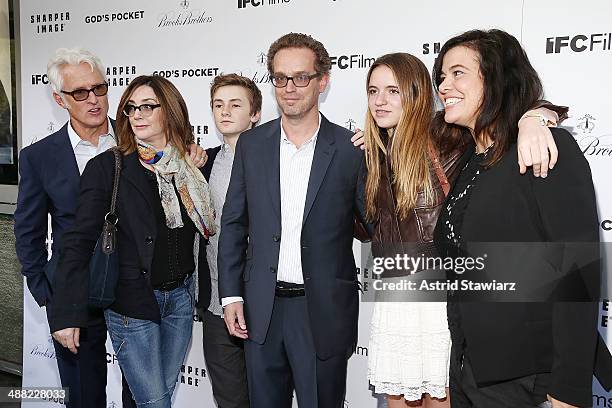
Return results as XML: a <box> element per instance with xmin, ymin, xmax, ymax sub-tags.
<box><xmin>280</xmin><ymin>113</ymin><xmax>321</xmax><ymax>147</ymax></box>
<box><xmin>67</xmin><ymin>117</ymin><xmax>115</xmax><ymax>149</ymax></box>
<box><xmin>220</xmin><ymin>142</ymin><xmax>232</xmax><ymax>153</ymax></box>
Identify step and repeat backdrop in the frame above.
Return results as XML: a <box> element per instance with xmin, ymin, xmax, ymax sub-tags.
<box><xmin>18</xmin><ymin>0</ymin><xmax>611</xmax><ymax>407</ymax></box>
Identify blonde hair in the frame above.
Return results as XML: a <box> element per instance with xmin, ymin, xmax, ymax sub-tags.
<box><xmin>364</xmin><ymin>53</ymin><xmax>435</xmax><ymax>221</ymax></box>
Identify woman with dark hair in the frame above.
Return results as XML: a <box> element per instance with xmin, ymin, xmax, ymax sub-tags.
<box><xmin>363</xmin><ymin>51</ymin><xmax>568</xmax><ymax>407</ymax></box>
<box><xmin>433</xmin><ymin>29</ymin><xmax>599</xmax><ymax>407</ymax></box>
<box><xmin>49</xmin><ymin>75</ymin><xmax>215</xmax><ymax>408</ymax></box>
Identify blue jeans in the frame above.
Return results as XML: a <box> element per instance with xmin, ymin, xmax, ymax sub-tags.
<box><xmin>105</xmin><ymin>277</ymin><xmax>194</xmax><ymax>408</ymax></box>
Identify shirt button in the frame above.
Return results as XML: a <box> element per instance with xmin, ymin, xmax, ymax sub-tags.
<box><xmin>270</xmin><ymin>267</ymin><xmax>277</xmax><ymax>273</ymax></box>
<box><xmin>273</xmin><ymin>235</ymin><xmax>280</xmax><ymax>242</ymax></box>
<box><xmin>142</xmin><ymin>269</ymin><xmax>148</xmax><ymax>275</ymax></box>
<box><xmin>145</xmin><ymin>236</ymin><xmax>153</xmax><ymax>244</ymax></box>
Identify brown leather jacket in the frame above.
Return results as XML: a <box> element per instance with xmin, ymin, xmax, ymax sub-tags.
<box><xmin>371</xmin><ymin>145</ymin><xmax>464</xmax><ymax>262</ymax></box>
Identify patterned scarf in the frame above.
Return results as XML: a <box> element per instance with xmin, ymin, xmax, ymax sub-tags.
<box><xmin>137</xmin><ymin>141</ymin><xmax>216</xmax><ymax>238</ymax></box>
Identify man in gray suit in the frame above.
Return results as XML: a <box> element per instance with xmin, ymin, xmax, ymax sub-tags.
<box><xmin>218</xmin><ymin>33</ymin><xmax>367</xmax><ymax>408</ymax></box>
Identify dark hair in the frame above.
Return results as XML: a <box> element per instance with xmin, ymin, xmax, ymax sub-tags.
<box><xmin>267</xmin><ymin>32</ymin><xmax>331</xmax><ymax>76</ymax></box>
<box><xmin>116</xmin><ymin>75</ymin><xmax>193</xmax><ymax>157</ymax></box>
<box><xmin>210</xmin><ymin>73</ymin><xmax>263</xmax><ymax>117</ymax></box>
<box><xmin>432</xmin><ymin>29</ymin><xmax>543</xmax><ymax>166</ymax></box>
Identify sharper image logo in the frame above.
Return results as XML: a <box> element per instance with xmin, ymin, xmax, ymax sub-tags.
<box><xmin>30</xmin><ymin>11</ymin><xmax>70</xmax><ymax>34</ymax></box>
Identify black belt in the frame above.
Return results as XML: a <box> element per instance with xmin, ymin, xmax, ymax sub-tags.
<box><xmin>275</xmin><ymin>281</ymin><xmax>305</xmax><ymax>297</ymax></box>
<box><xmin>153</xmin><ymin>274</ymin><xmax>191</xmax><ymax>291</ymax></box>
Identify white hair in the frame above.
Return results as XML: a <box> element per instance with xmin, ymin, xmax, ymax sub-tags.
<box><xmin>46</xmin><ymin>47</ymin><xmax>107</xmax><ymax>95</ymax></box>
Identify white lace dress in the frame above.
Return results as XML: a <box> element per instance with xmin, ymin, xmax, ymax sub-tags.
<box><xmin>367</xmin><ymin>301</ymin><xmax>451</xmax><ymax>401</ymax></box>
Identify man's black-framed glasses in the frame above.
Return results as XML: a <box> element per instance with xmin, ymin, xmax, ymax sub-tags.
<box><xmin>61</xmin><ymin>83</ymin><xmax>109</xmax><ymax>101</ymax></box>
<box><xmin>122</xmin><ymin>103</ymin><xmax>162</xmax><ymax>118</ymax></box>
<box><xmin>270</xmin><ymin>72</ymin><xmax>321</xmax><ymax>88</ymax></box>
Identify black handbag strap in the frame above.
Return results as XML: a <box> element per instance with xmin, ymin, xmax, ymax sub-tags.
<box><xmin>106</xmin><ymin>147</ymin><xmax>122</xmax><ymax>222</ymax></box>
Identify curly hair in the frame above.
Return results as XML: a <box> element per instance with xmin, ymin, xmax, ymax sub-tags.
<box><xmin>267</xmin><ymin>32</ymin><xmax>331</xmax><ymax>75</ymax></box>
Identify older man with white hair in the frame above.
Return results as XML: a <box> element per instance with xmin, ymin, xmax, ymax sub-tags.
<box><xmin>14</xmin><ymin>47</ymin><xmax>206</xmax><ymax>408</ymax></box>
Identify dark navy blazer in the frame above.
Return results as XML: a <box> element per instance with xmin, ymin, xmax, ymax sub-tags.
<box><xmin>14</xmin><ymin>119</ymin><xmax>115</xmax><ymax>307</ymax></box>
<box><xmin>218</xmin><ymin>114</ymin><xmax>367</xmax><ymax>360</ymax></box>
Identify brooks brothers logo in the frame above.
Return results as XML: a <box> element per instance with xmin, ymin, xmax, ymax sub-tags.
<box><xmin>344</xmin><ymin>119</ymin><xmax>357</xmax><ymax>132</ymax></box>
<box><xmin>84</xmin><ymin>10</ymin><xmax>144</xmax><ymax>24</ymax></box>
<box><xmin>106</xmin><ymin>65</ymin><xmax>137</xmax><ymax>87</ymax></box>
<box><xmin>577</xmin><ymin>113</ymin><xmax>595</xmax><ymax>133</ymax></box>
<box><xmin>29</xmin><ymin>122</ymin><xmax>59</xmax><ymax>146</ymax></box>
<box><xmin>573</xmin><ymin>113</ymin><xmax>612</xmax><ymax>157</ymax></box>
<box><xmin>30</xmin><ymin>335</ymin><xmax>56</xmax><ymax>360</ymax></box>
<box><xmin>157</xmin><ymin>0</ymin><xmax>213</xmax><ymax>28</ymax></box>
<box><xmin>546</xmin><ymin>33</ymin><xmax>612</xmax><ymax>53</ymax></box>
<box><xmin>330</xmin><ymin>54</ymin><xmax>375</xmax><ymax>70</ymax></box>
<box><xmin>30</xmin><ymin>11</ymin><xmax>70</xmax><ymax>34</ymax></box>
<box><xmin>237</xmin><ymin>52</ymin><xmax>273</xmax><ymax>85</ymax></box>
<box><xmin>180</xmin><ymin>364</ymin><xmax>207</xmax><ymax>387</ymax></box>
<box><xmin>257</xmin><ymin>52</ymin><xmax>267</xmax><ymax>66</ymax></box>
<box><xmin>238</xmin><ymin>0</ymin><xmax>291</xmax><ymax>9</ymax></box>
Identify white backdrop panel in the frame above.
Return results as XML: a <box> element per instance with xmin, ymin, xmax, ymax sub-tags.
<box><xmin>18</xmin><ymin>1</ymin><xmax>610</xmax><ymax>407</ymax></box>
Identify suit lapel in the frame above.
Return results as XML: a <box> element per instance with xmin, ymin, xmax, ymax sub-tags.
<box><xmin>302</xmin><ymin>115</ymin><xmax>336</xmax><ymax>226</ymax></box>
<box><xmin>53</xmin><ymin>124</ymin><xmax>80</xmax><ymax>187</ymax></box>
<box><xmin>265</xmin><ymin>119</ymin><xmax>282</xmax><ymax>223</ymax></box>
<box><xmin>121</xmin><ymin>151</ymin><xmax>156</xmax><ymax>212</ymax></box>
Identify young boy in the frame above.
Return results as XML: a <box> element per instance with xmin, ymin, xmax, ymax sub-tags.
<box><xmin>197</xmin><ymin>73</ymin><xmax>261</xmax><ymax>408</ymax></box>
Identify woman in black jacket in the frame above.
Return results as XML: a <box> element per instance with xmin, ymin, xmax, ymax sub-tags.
<box><xmin>433</xmin><ymin>30</ymin><xmax>600</xmax><ymax>408</ymax></box>
<box><xmin>50</xmin><ymin>75</ymin><xmax>215</xmax><ymax>408</ymax></box>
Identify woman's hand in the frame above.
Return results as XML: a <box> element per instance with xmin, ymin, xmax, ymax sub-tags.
<box><xmin>188</xmin><ymin>143</ymin><xmax>208</xmax><ymax>168</ymax></box>
<box><xmin>517</xmin><ymin>108</ymin><xmax>559</xmax><ymax>178</ymax></box>
<box><xmin>52</xmin><ymin>328</ymin><xmax>81</xmax><ymax>354</ymax></box>
<box><xmin>351</xmin><ymin>129</ymin><xmax>365</xmax><ymax>150</ymax></box>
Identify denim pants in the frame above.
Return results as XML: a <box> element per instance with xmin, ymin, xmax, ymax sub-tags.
<box><xmin>105</xmin><ymin>277</ymin><xmax>194</xmax><ymax>408</ymax></box>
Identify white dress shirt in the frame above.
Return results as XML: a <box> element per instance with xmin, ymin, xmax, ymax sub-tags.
<box><xmin>221</xmin><ymin>114</ymin><xmax>321</xmax><ymax>307</ymax></box>
<box><xmin>67</xmin><ymin>118</ymin><xmax>116</xmax><ymax>175</ymax></box>
<box><xmin>276</xmin><ymin>116</ymin><xmax>320</xmax><ymax>283</ymax></box>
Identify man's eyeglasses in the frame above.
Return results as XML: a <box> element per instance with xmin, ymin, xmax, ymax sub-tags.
<box><xmin>270</xmin><ymin>73</ymin><xmax>321</xmax><ymax>88</ymax></box>
<box><xmin>61</xmin><ymin>83</ymin><xmax>108</xmax><ymax>101</ymax></box>
<box><xmin>122</xmin><ymin>103</ymin><xmax>162</xmax><ymax>118</ymax></box>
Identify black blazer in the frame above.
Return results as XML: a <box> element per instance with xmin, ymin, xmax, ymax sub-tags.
<box><xmin>48</xmin><ymin>149</ymin><xmax>208</xmax><ymax>333</ymax></box>
<box><xmin>435</xmin><ymin>128</ymin><xmax>600</xmax><ymax>407</ymax></box>
<box><xmin>14</xmin><ymin>119</ymin><xmax>115</xmax><ymax>307</ymax></box>
<box><xmin>218</xmin><ymin>114</ymin><xmax>367</xmax><ymax>360</ymax></box>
